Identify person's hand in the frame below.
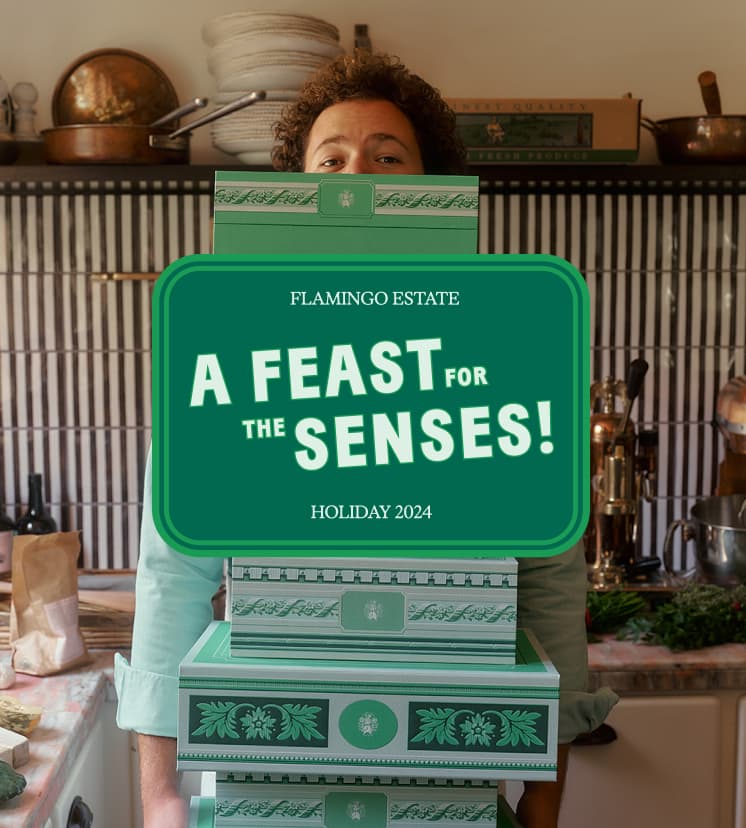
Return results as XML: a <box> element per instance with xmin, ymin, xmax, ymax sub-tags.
<box><xmin>143</xmin><ymin>792</ymin><xmax>187</xmax><ymax>828</ymax></box>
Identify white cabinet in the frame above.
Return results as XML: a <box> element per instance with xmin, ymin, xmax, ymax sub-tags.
<box><xmin>43</xmin><ymin>695</ymin><xmax>135</xmax><ymax>828</ymax></box>
<box><xmin>506</xmin><ymin>692</ymin><xmax>743</xmax><ymax>828</ymax></box>
<box><xmin>558</xmin><ymin>696</ymin><xmax>722</xmax><ymax>828</ymax></box>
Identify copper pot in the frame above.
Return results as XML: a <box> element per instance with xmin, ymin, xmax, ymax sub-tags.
<box><xmin>42</xmin><ymin>91</ymin><xmax>266</xmax><ymax>165</ymax></box>
<box><xmin>641</xmin><ymin>70</ymin><xmax>746</xmax><ymax>164</ymax></box>
<box><xmin>641</xmin><ymin>115</ymin><xmax>746</xmax><ymax>164</ymax></box>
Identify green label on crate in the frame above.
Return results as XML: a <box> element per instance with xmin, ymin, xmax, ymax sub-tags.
<box><xmin>319</xmin><ymin>180</ymin><xmax>375</xmax><ymax>218</ymax></box>
<box><xmin>338</xmin><ymin>700</ymin><xmax>399</xmax><ymax>749</ymax></box>
<box><xmin>152</xmin><ymin>253</ymin><xmax>589</xmax><ymax>558</ymax></box>
<box><xmin>341</xmin><ymin>591</ymin><xmax>405</xmax><ymax>632</ymax></box>
<box><xmin>325</xmin><ymin>792</ymin><xmax>388</xmax><ymax>828</ymax></box>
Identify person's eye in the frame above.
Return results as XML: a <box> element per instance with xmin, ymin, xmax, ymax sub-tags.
<box><xmin>320</xmin><ymin>157</ymin><xmax>343</xmax><ymax>168</ymax></box>
<box><xmin>376</xmin><ymin>155</ymin><xmax>402</xmax><ymax>165</ymax></box>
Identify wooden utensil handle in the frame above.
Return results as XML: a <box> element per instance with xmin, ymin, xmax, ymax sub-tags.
<box><xmin>698</xmin><ymin>70</ymin><xmax>722</xmax><ymax>115</ymax></box>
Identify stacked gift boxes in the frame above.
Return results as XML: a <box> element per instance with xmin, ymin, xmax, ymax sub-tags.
<box><xmin>179</xmin><ymin>557</ymin><xmax>559</xmax><ymax>828</ymax></box>
<box><xmin>181</xmin><ymin>172</ymin><xmax>559</xmax><ymax>826</ymax></box>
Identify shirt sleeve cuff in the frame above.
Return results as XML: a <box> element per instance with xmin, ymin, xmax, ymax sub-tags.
<box><xmin>558</xmin><ymin>686</ymin><xmax>619</xmax><ymax>744</ymax></box>
<box><xmin>114</xmin><ymin>652</ymin><xmax>180</xmax><ymax>738</ymax></box>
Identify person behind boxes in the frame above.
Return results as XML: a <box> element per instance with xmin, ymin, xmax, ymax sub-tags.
<box><xmin>115</xmin><ymin>50</ymin><xmax>617</xmax><ymax>828</ymax></box>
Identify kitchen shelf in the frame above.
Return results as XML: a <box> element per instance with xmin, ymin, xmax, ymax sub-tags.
<box><xmin>471</xmin><ymin>164</ymin><xmax>746</xmax><ymax>195</ymax></box>
<box><xmin>3</xmin><ymin>163</ymin><xmax>746</xmax><ymax>196</ymax></box>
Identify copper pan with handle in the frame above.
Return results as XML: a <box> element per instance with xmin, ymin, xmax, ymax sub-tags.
<box><xmin>42</xmin><ymin>91</ymin><xmax>266</xmax><ymax>164</ymax></box>
<box><xmin>641</xmin><ymin>71</ymin><xmax>746</xmax><ymax>164</ymax></box>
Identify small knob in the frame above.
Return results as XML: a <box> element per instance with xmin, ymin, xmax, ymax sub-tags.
<box><xmin>625</xmin><ymin>359</ymin><xmax>648</xmax><ymax>403</ymax></box>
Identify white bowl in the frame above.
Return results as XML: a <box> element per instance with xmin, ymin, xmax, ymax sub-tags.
<box><xmin>211</xmin><ymin>121</ymin><xmax>277</xmax><ymax>140</ymax></box>
<box><xmin>209</xmin><ymin>32</ymin><xmax>342</xmax><ymax>62</ymax></box>
<box><xmin>211</xmin><ymin>134</ymin><xmax>277</xmax><ymax>154</ymax></box>
<box><xmin>214</xmin><ymin>89</ymin><xmax>299</xmax><ymax>105</ymax></box>
<box><xmin>208</xmin><ymin>50</ymin><xmax>332</xmax><ymax>80</ymax></box>
<box><xmin>217</xmin><ymin>66</ymin><xmax>323</xmax><ymax>93</ymax></box>
<box><xmin>236</xmin><ymin>149</ymin><xmax>274</xmax><ymax>166</ymax></box>
<box><xmin>210</xmin><ymin>99</ymin><xmax>288</xmax><ymax>117</ymax></box>
<box><xmin>211</xmin><ymin>104</ymin><xmax>285</xmax><ymax>124</ymax></box>
<box><xmin>212</xmin><ymin>117</ymin><xmax>280</xmax><ymax>131</ymax></box>
<box><xmin>203</xmin><ymin>12</ymin><xmax>339</xmax><ymax>47</ymax></box>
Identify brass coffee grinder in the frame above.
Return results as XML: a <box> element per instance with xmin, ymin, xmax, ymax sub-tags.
<box><xmin>584</xmin><ymin>359</ymin><xmax>658</xmax><ymax>586</ymax></box>
<box><xmin>715</xmin><ymin>376</ymin><xmax>746</xmax><ymax>496</ymax></box>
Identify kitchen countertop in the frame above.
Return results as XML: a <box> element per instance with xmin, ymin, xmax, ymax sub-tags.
<box><xmin>588</xmin><ymin>636</ymin><xmax>746</xmax><ymax>693</ymax></box>
<box><xmin>0</xmin><ymin>651</ymin><xmax>115</xmax><ymax>828</ymax></box>
<box><xmin>0</xmin><ymin>638</ymin><xmax>742</xmax><ymax>825</ymax></box>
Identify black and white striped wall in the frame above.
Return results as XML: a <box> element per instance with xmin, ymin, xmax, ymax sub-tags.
<box><xmin>1</xmin><ymin>168</ymin><xmax>744</xmax><ymax>571</ymax></box>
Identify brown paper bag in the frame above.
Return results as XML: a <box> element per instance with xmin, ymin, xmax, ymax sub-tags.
<box><xmin>10</xmin><ymin>532</ymin><xmax>91</xmax><ymax>676</ymax></box>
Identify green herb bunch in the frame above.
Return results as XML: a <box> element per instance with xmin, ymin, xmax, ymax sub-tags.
<box><xmin>620</xmin><ymin>584</ymin><xmax>746</xmax><ymax>651</ymax></box>
<box><xmin>585</xmin><ymin>589</ymin><xmax>647</xmax><ymax>635</ymax></box>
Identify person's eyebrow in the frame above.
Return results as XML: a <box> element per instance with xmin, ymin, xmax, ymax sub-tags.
<box><xmin>309</xmin><ymin>133</ymin><xmax>412</xmax><ymax>154</ymax></box>
<box><xmin>311</xmin><ymin>134</ymin><xmax>346</xmax><ymax>152</ymax></box>
<box><xmin>367</xmin><ymin>133</ymin><xmax>411</xmax><ymax>151</ymax></box>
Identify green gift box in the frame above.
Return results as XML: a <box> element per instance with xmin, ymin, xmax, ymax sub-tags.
<box><xmin>177</xmin><ymin>621</ymin><xmax>558</xmax><ymax>780</ymax></box>
<box><xmin>212</xmin><ymin>172</ymin><xmax>479</xmax><ymax>256</ymax></box>
<box><xmin>188</xmin><ymin>790</ymin><xmax>524</xmax><ymax>828</ymax></box>
<box><xmin>213</xmin><ymin>774</ymin><xmax>501</xmax><ymax>828</ymax></box>
<box><xmin>229</xmin><ymin>557</ymin><xmax>518</xmax><ymax>664</ymax></box>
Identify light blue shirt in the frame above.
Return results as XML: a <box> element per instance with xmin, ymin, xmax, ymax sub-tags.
<box><xmin>115</xmin><ymin>451</ymin><xmax>617</xmax><ymax>742</ymax></box>
<box><xmin>114</xmin><ymin>451</ymin><xmax>223</xmax><ymax>737</ymax></box>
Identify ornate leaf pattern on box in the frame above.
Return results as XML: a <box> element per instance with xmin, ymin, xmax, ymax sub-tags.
<box><xmin>216</xmin><ymin>798</ymin><xmax>323</xmax><ymax>818</ymax></box>
<box><xmin>376</xmin><ymin>190</ymin><xmax>479</xmax><ymax>212</ymax></box>
<box><xmin>213</xmin><ymin>185</ymin><xmax>477</xmax><ymax>213</ymax></box>
<box><xmin>232</xmin><ymin>597</ymin><xmax>339</xmax><ymax>619</ymax></box>
<box><xmin>407</xmin><ymin>602</ymin><xmax>516</xmax><ymax>624</ymax></box>
<box><xmin>191</xmin><ymin>700</ymin><xmax>326</xmax><ymax>745</ymax></box>
<box><xmin>410</xmin><ymin>706</ymin><xmax>545</xmax><ymax>751</ymax></box>
<box><xmin>214</xmin><ymin>186</ymin><xmax>318</xmax><ymax>208</ymax></box>
<box><xmin>391</xmin><ymin>801</ymin><xmax>498</xmax><ymax>822</ymax></box>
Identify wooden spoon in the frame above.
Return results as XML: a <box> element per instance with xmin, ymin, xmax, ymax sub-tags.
<box><xmin>698</xmin><ymin>70</ymin><xmax>722</xmax><ymax>115</ymax></box>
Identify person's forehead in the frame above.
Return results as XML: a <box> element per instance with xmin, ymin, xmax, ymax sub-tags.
<box><xmin>308</xmin><ymin>99</ymin><xmax>418</xmax><ymax>142</ymax></box>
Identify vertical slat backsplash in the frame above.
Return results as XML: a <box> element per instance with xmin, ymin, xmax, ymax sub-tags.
<box><xmin>1</xmin><ymin>170</ymin><xmax>744</xmax><ymax>570</ymax></box>
<box><xmin>0</xmin><ymin>175</ymin><xmax>213</xmax><ymax>568</ymax></box>
<box><xmin>480</xmin><ymin>178</ymin><xmax>746</xmax><ymax>572</ymax></box>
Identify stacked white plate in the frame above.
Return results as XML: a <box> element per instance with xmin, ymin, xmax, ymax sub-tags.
<box><xmin>203</xmin><ymin>11</ymin><xmax>343</xmax><ymax>165</ymax></box>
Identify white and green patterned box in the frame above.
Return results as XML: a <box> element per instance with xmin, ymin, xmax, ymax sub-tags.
<box><xmin>188</xmin><ymin>790</ymin><xmax>524</xmax><ymax>828</ymax></box>
<box><xmin>178</xmin><ymin>621</ymin><xmax>558</xmax><ymax>781</ymax></box>
<box><xmin>229</xmin><ymin>557</ymin><xmax>518</xmax><ymax>664</ymax></box>
<box><xmin>212</xmin><ymin>172</ymin><xmax>478</xmax><ymax>255</ymax></box>
<box><xmin>212</xmin><ymin>774</ymin><xmax>500</xmax><ymax>828</ymax></box>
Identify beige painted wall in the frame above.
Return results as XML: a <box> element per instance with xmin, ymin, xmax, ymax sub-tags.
<box><xmin>1</xmin><ymin>0</ymin><xmax>743</xmax><ymax>163</ymax></box>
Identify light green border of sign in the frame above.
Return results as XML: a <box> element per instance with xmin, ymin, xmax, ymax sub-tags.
<box><xmin>152</xmin><ymin>254</ymin><xmax>589</xmax><ymax>558</ymax></box>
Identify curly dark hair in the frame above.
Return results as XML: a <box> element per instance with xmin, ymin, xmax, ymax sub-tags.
<box><xmin>272</xmin><ymin>51</ymin><xmax>466</xmax><ymax>175</ymax></box>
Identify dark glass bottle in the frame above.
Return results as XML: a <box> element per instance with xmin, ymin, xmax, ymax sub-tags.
<box><xmin>16</xmin><ymin>473</ymin><xmax>58</xmax><ymax>535</ymax></box>
<box><xmin>0</xmin><ymin>494</ymin><xmax>13</xmax><ymax>573</ymax></box>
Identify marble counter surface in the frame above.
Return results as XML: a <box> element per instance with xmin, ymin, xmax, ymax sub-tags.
<box><xmin>0</xmin><ymin>651</ymin><xmax>115</xmax><ymax>828</ymax></box>
<box><xmin>588</xmin><ymin>636</ymin><xmax>746</xmax><ymax>693</ymax></box>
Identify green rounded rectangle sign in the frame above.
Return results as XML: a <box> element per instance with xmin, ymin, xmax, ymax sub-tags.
<box><xmin>152</xmin><ymin>254</ymin><xmax>589</xmax><ymax>558</ymax></box>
